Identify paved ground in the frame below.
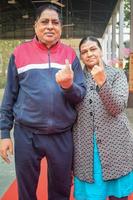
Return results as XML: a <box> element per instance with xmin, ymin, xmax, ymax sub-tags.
<box><xmin>126</xmin><ymin>108</ymin><xmax>133</xmax><ymax>128</ymax></box>
<box><xmin>0</xmin><ymin>108</ymin><xmax>133</xmax><ymax>197</ymax></box>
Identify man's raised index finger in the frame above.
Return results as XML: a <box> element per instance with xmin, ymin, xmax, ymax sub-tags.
<box><xmin>65</xmin><ymin>59</ymin><xmax>72</xmax><ymax>70</ymax></box>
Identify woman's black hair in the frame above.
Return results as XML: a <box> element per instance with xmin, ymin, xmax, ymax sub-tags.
<box><xmin>35</xmin><ymin>3</ymin><xmax>62</xmax><ymax>22</ymax></box>
<box><xmin>79</xmin><ymin>36</ymin><xmax>102</xmax><ymax>51</ymax></box>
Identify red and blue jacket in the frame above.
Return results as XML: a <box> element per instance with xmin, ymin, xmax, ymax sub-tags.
<box><xmin>0</xmin><ymin>37</ymin><xmax>86</xmax><ymax>138</ymax></box>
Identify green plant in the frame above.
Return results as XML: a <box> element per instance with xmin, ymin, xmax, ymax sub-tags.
<box><xmin>0</xmin><ymin>76</ymin><xmax>6</xmax><ymax>89</ymax></box>
<box><xmin>123</xmin><ymin>48</ymin><xmax>132</xmax><ymax>72</ymax></box>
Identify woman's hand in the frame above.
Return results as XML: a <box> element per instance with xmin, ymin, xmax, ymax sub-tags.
<box><xmin>91</xmin><ymin>57</ymin><xmax>107</xmax><ymax>87</ymax></box>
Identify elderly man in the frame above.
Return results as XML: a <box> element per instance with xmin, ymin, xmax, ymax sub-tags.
<box><xmin>0</xmin><ymin>4</ymin><xmax>86</xmax><ymax>200</ymax></box>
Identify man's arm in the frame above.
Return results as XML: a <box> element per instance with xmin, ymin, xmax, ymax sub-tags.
<box><xmin>0</xmin><ymin>54</ymin><xmax>19</xmax><ymax>139</ymax></box>
<box><xmin>0</xmin><ymin>54</ymin><xmax>19</xmax><ymax>163</ymax></box>
<box><xmin>56</xmin><ymin>56</ymin><xmax>86</xmax><ymax>105</ymax></box>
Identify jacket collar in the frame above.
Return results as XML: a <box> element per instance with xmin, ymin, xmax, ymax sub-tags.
<box><xmin>33</xmin><ymin>36</ymin><xmax>61</xmax><ymax>52</ymax></box>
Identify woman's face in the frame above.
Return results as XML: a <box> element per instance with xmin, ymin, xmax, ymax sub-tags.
<box><xmin>34</xmin><ymin>9</ymin><xmax>62</xmax><ymax>48</ymax></box>
<box><xmin>80</xmin><ymin>40</ymin><xmax>102</xmax><ymax>70</ymax></box>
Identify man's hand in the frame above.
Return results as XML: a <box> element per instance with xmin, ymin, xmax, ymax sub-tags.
<box><xmin>0</xmin><ymin>138</ymin><xmax>13</xmax><ymax>164</ymax></box>
<box><xmin>55</xmin><ymin>59</ymin><xmax>74</xmax><ymax>89</ymax></box>
<box><xmin>91</xmin><ymin>57</ymin><xmax>106</xmax><ymax>87</ymax></box>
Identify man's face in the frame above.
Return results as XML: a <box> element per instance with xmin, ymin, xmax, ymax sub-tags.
<box><xmin>34</xmin><ymin>9</ymin><xmax>62</xmax><ymax>48</ymax></box>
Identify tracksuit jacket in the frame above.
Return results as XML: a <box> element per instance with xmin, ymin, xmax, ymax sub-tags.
<box><xmin>0</xmin><ymin>37</ymin><xmax>86</xmax><ymax>138</ymax></box>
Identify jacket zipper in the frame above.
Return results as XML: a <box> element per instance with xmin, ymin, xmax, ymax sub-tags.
<box><xmin>48</xmin><ymin>48</ymin><xmax>54</xmax><ymax>129</ymax></box>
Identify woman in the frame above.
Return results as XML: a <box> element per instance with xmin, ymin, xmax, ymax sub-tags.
<box><xmin>73</xmin><ymin>36</ymin><xmax>133</xmax><ymax>200</ymax></box>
